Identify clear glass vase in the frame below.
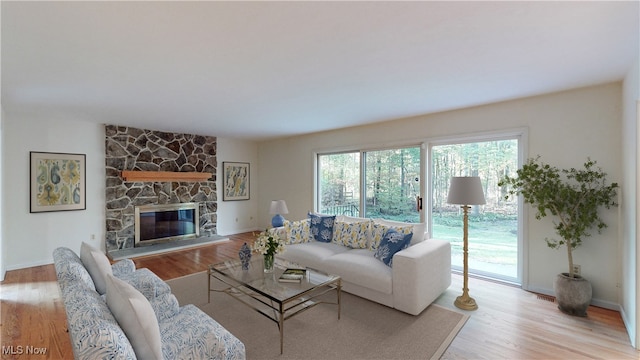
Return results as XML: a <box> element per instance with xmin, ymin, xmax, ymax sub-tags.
<box><xmin>263</xmin><ymin>253</ymin><xmax>274</xmax><ymax>273</ymax></box>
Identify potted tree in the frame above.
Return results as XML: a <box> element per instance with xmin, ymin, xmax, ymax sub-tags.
<box><xmin>498</xmin><ymin>157</ymin><xmax>618</xmax><ymax>316</ymax></box>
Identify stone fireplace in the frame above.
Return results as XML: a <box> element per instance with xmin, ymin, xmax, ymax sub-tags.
<box><xmin>104</xmin><ymin>125</ymin><xmax>218</xmax><ymax>252</ymax></box>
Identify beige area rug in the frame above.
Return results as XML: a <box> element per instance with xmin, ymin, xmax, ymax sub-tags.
<box><xmin>167</xmin><ymin>271</ymin><xmax>468</xmax><ymax>360</ymax></box>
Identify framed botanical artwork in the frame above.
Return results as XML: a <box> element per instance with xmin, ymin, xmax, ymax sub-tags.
<box><xmin>30</xmin><ymin>151</ymin><xmax>86</xmax><ymax>213</ymax></box>
<box><xmin>223</xmin><ymin>161</ymin><xmax>250</xmax><ymax>201</ymax></box>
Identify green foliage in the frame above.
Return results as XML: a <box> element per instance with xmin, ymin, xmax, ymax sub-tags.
<box><xmin>498</xmin><ymin>157</ymin><xmax>618</xmax><ymax>277</ymax></box>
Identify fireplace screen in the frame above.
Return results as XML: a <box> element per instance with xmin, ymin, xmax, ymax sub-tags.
<box><xmin>135</xmin><ymin>203</ymin><xmax>200</xmax><ymax>246</ymax></box>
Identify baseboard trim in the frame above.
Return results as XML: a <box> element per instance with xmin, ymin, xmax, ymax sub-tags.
<box><xmin>524</xmin><ymin>285</ymin><xmax>620</xmax><ymax>311</ymax></box>
<box><xmin>5</xmin><ymin>259</ymin><xmax>53</xmax><ymax>272</ymax></box>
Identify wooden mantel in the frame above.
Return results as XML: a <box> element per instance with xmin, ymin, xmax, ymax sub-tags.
<box><xmin>121</xmin><ymin>170</ymin><xmax>212</xmax><ymax>182</ymax></box>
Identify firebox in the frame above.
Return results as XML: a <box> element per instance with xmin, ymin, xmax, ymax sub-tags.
<box><xmin>134</xmin><ymin>202</ymin><xmax>200</xmax><ymax>247</ymax></box>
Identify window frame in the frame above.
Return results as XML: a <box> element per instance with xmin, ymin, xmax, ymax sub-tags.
<box><xmin>314</xmin><ymin>141</ymin><xmax>425</xmax><ymax>222</ymax></box>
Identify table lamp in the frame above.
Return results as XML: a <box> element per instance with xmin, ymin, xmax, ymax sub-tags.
<box><xmin>270</xmin><ymin>200</ymin><xmax>289</xmax><ymax>227</ymax></box>
<box><xmin>447</xmin><ymin>176</ymin><xmax>486</xmax><ymax>311</ymax></box>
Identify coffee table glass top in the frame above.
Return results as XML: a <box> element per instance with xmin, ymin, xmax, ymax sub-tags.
<box><xmin>209</xmin><ymin>256</ymin><xmax>339</xmax><ymax>302</ymax></box>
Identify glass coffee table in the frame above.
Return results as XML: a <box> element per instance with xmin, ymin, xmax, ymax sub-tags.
<box><xmin>208</xmin><ymin>256</ymin><xmax>341</xmax><ymax>354</ymax></box>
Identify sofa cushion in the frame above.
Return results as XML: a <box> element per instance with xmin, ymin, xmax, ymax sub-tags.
<box><xmin>284</xmin><ymin>219</ymin><xmax>311</xmax><ymax>244</ymax></box>
<box><xmin>370</xmin><ymin>223</ymin><xmax>414</xmax><ymax>251</ymax></box>
<box><xmin>117</xmin><ymin>268</ymin><xmax>172</xmax><ymax>300</ymax></box>
<box><xmin>323</xmin><ymin>249</ymin><xmax>393</xmax><ymax>294</ymax></box>
<box><xmin>374</xmin><ymin>218</ymin><xmax>427</xmax><ymax>245</ymax></box>
<box><xmin>332</xmin><ymin>220</ymin><xmax>371</xmax><ymax>249</ymax></box>
<box><xmin>61</xmin><ymin>281</ymin><xmax>137</xmax><ymax>359</ymax></box>
<box><xmin>105</xmin><ymin>274</ymin><xmax>163</xmax><ymax>360</ymax></box>
<box><xmin>374</xmin><ymin>228</ymin><xmax>413</xmax><ymax>267</ymax></box>
<box><xmin>308</xmin><ymin>213</ymin><xmax>336</xmax><ymax>242</ymax></box>
<box><xmin>80</xmin><ymin>242</ymin><xmax>113</xmax><ymax>295</ymax></box>
<box><xmin>277</xmin><ymin>242</ymin><xmax>349</xmax><ymax>270</ymax></box>
<box><xmin>160</xmin><ymin>304</ymin><xmax>246</xmax><ymax>359</ymax></box>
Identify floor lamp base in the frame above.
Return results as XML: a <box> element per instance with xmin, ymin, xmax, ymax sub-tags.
<box><xmin>454</xmin><ymin>294</ymin><xmax>478</xmax><ymax>311</ymax></box>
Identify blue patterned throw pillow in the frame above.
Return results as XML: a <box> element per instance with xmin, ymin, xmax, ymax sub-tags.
<box><xmin>374</xmin><ymin>228</ymin><xmax>413</xmax><ymax>267</ymax></box>
<box><xmin>308</xmin><ymin>213</ymin><xmax>336</xmax><ymax>243</ymax></box>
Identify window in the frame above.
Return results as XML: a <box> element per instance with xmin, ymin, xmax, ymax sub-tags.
<box><xmin>318</xmin><ymin>146</ymin><xmax>422</xmax><ymax>223</ymax></box>
<box><xmin>318</xmin><ymin>152</ymin><xmax>360</xmax><ymax>216</ymax></box>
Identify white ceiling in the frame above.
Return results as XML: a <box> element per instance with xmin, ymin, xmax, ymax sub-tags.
<box><xmin>2</xmin><ymin>1</ymin><xmax>638</xmax><ymax>140</ymax></box>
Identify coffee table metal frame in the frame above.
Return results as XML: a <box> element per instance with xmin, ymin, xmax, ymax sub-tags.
<box><xmin>208</xmin><ymin>257</ymin><xmax>341</xmax><ymax>354</ymax></box>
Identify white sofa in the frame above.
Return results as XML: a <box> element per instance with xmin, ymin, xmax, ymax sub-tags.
<box><xmin>274</xmin><ymin>215</ymin><xmax>451</xmax><ymax>315</ymax></box>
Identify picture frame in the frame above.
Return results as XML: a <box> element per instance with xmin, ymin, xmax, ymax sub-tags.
<box><xmin>30</xmin><ymin>151</ymin><xmax>86</xmax><ymax>213</ymax></box>
<box><xmin>223</xmin><ymin>161</ymin><xmax>250</xmax><ymax>201</ymax></box>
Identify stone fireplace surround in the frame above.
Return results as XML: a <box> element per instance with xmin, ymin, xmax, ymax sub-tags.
<box><xmin>104</xmin><ymin>125</ymin><xmax>218</xmax><ymax>252</ymax></box>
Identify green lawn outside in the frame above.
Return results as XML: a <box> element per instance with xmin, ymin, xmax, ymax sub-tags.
<box><xmin>432</xmin><ymin>214</ymin><xmax>518</xmax><ymax>266</ymax></box>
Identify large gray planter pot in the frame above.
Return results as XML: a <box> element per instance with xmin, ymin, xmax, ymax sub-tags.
<box><xmin>553</xmin><ymin>273</ymin><xmax>592</xmax><ymax>317</ymax></box>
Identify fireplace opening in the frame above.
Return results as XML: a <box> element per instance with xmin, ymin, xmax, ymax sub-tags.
<box><xmin>134</xmin><ymin>202</ymin><xmax>200</xmax><ymax>247</ymax></box>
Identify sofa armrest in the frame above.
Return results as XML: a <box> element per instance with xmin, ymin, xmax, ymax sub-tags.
<box><xmin>149</xmin><ymin>293</ymin><xmax>181</xmax><ymax>322</ymax></box>
<box><xmin>391</xmin><ymin>239</ymin><xmax>451</xmax><ymax>315</ymax></box>
<box><xmin>117</xmin><ymin>268</ymin><xmax>172</xmax><ymax>299</ymax></box>
<box><xmin>111</xmin><ymin>259</ymin><xmax>135</xmax><ymax>277</ymax></box>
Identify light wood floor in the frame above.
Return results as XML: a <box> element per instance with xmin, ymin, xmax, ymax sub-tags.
<box><xmin>1</xmin><ymin>232</ymin><xmax>637</xmax><ymax>359</ymax></box>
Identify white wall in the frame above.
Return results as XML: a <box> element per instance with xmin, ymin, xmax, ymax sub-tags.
<box><xmin>0</xmin><ymin>114</ymin><xmax>261</xmax><ymax>269</ymax></box>
<box><xmin>216</xmin><ymin>137</ymin><xmax>260</xmax><ymax>235</ymax></box>
<box><xmin>621</xmin><ymin>55</ymin><xmax>639</xmax><ymax>347</ymax></box>
<box><xmin>3</xmin><ymin>113</ymin><xmax>105</xmax><ymax>270</ymax></box>
<box><xmin>258</xmin><ymin>83</ymin><xmax>624</xmax><ymax>307</ymax></box>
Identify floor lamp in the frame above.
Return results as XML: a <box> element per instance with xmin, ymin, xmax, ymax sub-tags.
<box><xmin>447</xmin><ymin>176</ymin><xmax>486</xmax><ymax>311</ymax></box>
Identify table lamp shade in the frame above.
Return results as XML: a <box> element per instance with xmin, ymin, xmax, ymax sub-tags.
<box><xmin>447</xmin><ymin>177</ymin><xmax>486</xmax><ymax>205</ymax></box>
<box><xmin>269</xmin><ymin>200</ymin><xmax>289</xmax><ymax>215</ymax></box>
<box><xmin>269</xmin><ymin>200</ymin><xmax>289</xmax><ymax>227</ymax></box>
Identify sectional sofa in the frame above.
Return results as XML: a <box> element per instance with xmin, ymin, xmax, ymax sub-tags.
<box><xmin>274</xmin><ymin>214</ymin><xmax>451</xmax><ymax>315</ymax></box>
<box><xmin>53</xmin><ymin>244</ymin><xmax>245</xmax><ymax>359</ymax></box>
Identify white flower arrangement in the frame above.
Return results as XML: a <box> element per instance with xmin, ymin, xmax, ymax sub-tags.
<box><xmin>252</xmin><ymin>229</ymin><xmax>285</xmax><ymax>257</ymax></box>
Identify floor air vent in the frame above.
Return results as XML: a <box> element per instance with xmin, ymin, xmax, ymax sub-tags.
<box><xmin>537</xmin><ymin>294</ymin><xmax>555</xmax><ymax>302</ymax></box>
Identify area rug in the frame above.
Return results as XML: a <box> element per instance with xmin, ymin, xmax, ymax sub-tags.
<box><xmin>167</xmin><ymin>271</ymin><xmax>468</xmax><ymax>360</ymax></box>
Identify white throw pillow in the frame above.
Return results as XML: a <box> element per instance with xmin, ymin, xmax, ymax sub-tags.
<box><xmin>80</xmin><ymin>242</ymin><xmax>113</xmax><ymax>294</ymax></box>
<box><xmin>105</xmin><ymin>274</ymin><xmax>163</xmax><ymax>360</ymax></box>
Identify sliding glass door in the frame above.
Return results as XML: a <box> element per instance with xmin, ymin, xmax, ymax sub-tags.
<box><xmin>317</xmin><ymin>133</ymin><xmax>523</xmax><ymax>284</ymax></box>
<box><xmin>431</xmin><ymin>138</ymin><xmax>521</xmax><ymax>283</ymax></box>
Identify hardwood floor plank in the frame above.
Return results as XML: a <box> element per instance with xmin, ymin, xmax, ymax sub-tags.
<box><xmin>0</xmin><ymin>232</ymin><xmax>637</xmax><ymax>359</ymax></box>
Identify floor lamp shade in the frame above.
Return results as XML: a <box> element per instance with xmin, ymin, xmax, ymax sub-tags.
<box><xmin>269</xmin><ymin>200</ymin><xmax>289</xmax><ymax>227</ymax></box>
<box><xmin>447</xmin><ymin>176</ymin><xmax>485</xmax><ymax>311</ymax></box>
<box><xmin>447</xmin><ymin>176</ymin><xmax>486</xmax><ymax>206</ymax></box>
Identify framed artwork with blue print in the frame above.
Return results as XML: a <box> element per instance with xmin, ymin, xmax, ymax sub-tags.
<box><xmin>30</xmin><ymin>151</ymin><xmax>86</xmax><ymax>213</ymax></box>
